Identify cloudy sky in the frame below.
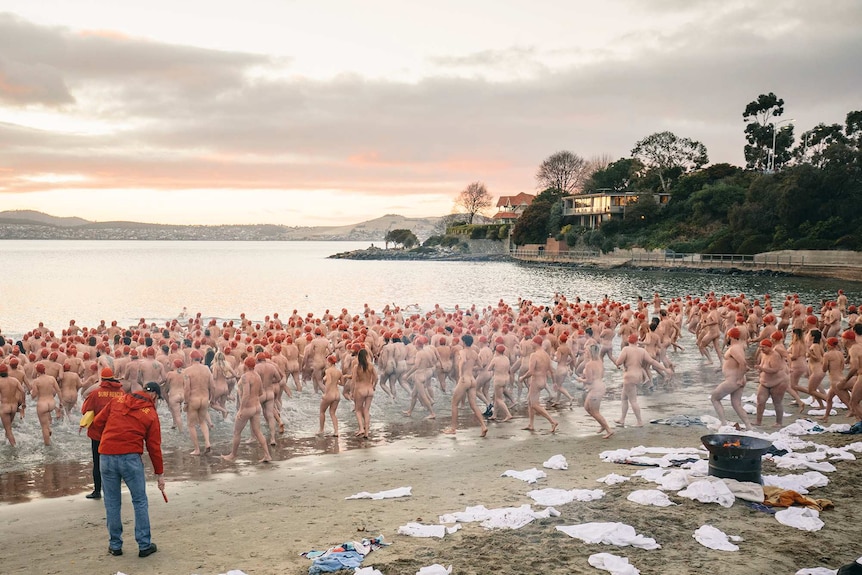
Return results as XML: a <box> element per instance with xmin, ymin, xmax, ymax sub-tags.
<box><xmin>1</xmin><ymin>1</ymin><xmax>859</xmax><ymax>226</ymax></box>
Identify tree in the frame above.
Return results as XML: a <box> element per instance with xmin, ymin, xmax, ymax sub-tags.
<box><xmin>454</xmin><ymin>182</ymin><xmax>492</xmax><ymax>224</ymax></box>
<box><xmin>742</xmin><ymin>92</ymin><xmax>790</xmax><ymax>171</ymax></box>
<box><xmin>584</xmin><ymin>158</ymin><xmax>643</xmax><ymax>193</ymax></box>
<box><xmin>432</xmin><ymin>213</ymin><xmax>463</xmax><ymax>236</ymax></box>
<box><xmin>535</xmin><ymin>151</ymin><xmax>592</xmax><ymax>194</ymax></box>
<box><xmin>511</xmin><ymin>188</ymin><xmax>564</xmax><ymax>245</ymax></box>
<box><xmin>795</xmin><ymin>123</ymin><xmax>847</xmax><ymax>167</ymax></box>
<box><xmin>631</xmin><ymin>131</ymin><xmax>708</xmax><ymax>192</ymax></box>
<box><xmin>384</xmin><ymin>229</ymin><xmax>418</xmax><ymax>249</ymax></box>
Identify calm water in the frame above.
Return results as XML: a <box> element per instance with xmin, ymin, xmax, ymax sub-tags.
<box><xmin>1</xmin><ymin>240</ymin><xmax>860</xmax><ymax>503</ymax></box>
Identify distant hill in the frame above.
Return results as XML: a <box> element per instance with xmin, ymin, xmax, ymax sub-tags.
<box><xmin>0</xmin><ymin>210</ymin><xmax>442</xmax><ymax>241</ymax></box>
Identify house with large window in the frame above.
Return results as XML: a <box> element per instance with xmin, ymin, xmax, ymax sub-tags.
<box><xmin>492</xmin><ymin>192</ymin><xmax>535</xmax><ymax>224</ymax></box>
<box><xmin>561</xmin><ymin>189</ymin><xmax>670</xmax><ymax>229</ymax></box>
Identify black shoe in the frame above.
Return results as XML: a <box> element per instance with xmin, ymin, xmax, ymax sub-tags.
<box><xmin>86</xmin><ymin>491</ymin><xmax>101</xmax><ymax>499</ymax></box>
<box><xmin>108</xmin><ymin>548</ymin><xmax>122</xmax><ymax>556</ymax></box>
<box><xmin>138</xmin><ymin>543</ymin><xmax>158</xmax><ymax>558</ymax></box>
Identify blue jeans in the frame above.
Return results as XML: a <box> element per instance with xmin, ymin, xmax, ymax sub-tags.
<box><xmin>100</xmin><ymin>453</ymin><xmax>151</xmax><ymax>551</ymax></box>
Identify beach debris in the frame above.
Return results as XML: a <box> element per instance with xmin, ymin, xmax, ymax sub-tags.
<box><xmin>439</xmin><ymin>504</ymin><xmax>560</xmax><ymax>530</ymax></box>
<box><xmin>500</xmin><ymin>468</ymin><xmax>547</xmax><ymax>483</ymax></box>
<box><xmin>775</xmin><ymin>507</ymin><xmax>825</xmax><ymax>531</ymax></box>
<box><xmin>543</xmin><ymin>454</ymin><xmax>568</xmax><ymax>470</ymax></box>
<box><xmin>555</xmin><ymin>522</ymin><xmax>660</xmax><ymax>550</ymax></box>
<box><xmin>677</xmin><ymin>478</ymin><xmax>735</xmax><ymax>508</ymax></box>
<box><xmin>626</xmin><ymin>489</ymin><xmax>676</xmax><ymax>507</ymax></box>
<box><xmin>397</xmin><ymin>523</ymin><xmax>461</xmax><ymax>538</ymax></box>
<box><xmin>794</xmin><ymin>568</ymin><xmax>837</xmax><ymax>575</ymax></box>
<box><xmin>649</xmin><ymin>415</ymin><xmax>705</xmax><ymax>427</ymax></box>
<box><xmin>596</xmin><ymin>473</ymin><xmax>630</xmax><ymax>485</ymax></box>
<box><xmin>599</xmin><ymin>446</ymin><xmax>702</xmax><ymax>468</ymax></box>
<box><xmin>354</xmin><ymin>568</ymin><xmax>384</xmax><ymax>575</ymax></box>
<box><xmin>693</xmin><ymin>524</ymin><xmax>742</xmax><ymax>551</ymax></box>
<box><xmin>763</xmin><ymin>471</ymin><xmax>829</xmax><ymax>494</ymax></box>
<box><xmin>416</xmin><ymin>564</ymin><xmax>453</xmax><ymax>575</ymax></box>
<box><xmin>588</xmin><ymin>552</ymin><xmax>640</xmax><ymax>575</ymax></box>
<box><xmin>346</xmin><ymin>487</ymin><xmax>412</xmax><ymax>500</ymax></box>
<box><xmin>769</xmin><ymin>453</ymin><xmax>837</xmax><ymax>473</ymax></box>
<box><xmin>526</xmin><ymin>487</ymin><xmax>605</xmax><ymax>506</ymax></box>
<box><xmin>302</xmin><ymin>536</ymin><xmax>389</xmax><ymax>575</ymax></box>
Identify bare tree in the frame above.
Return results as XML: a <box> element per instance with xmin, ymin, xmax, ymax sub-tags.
<box><xmin>454</xmin><ymin>181</ymin><xmax>492</xmax><ymax>224</ymax></box>
<box><xmin>535</xmin><ymin>151</ymin><xmax>591</xmax><ymax>194</ymax></box>
<box><xmin>588</xmin><ymin>153</ymin><xmax>614</xmax><ymax>173</ymax></box>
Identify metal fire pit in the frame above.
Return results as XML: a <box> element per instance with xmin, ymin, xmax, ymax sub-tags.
<box><xmin>701</xmin><ymin>434</ymin><xmax>773</xmax><ymax>484</ymax></box>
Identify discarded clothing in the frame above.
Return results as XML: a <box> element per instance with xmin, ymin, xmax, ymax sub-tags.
<box><xmin>397</xmin><ymin>523</ymin><xmax>460</xmax><ymax>538</ymax></box>
<box><xmin>763</xmin><ymin>471</ymin><xmax>829</xmax><ymax>494</ymax></box>
<box><xmin>527</xmin><ymin>488</ymin><xmax>605</xmax><ymax>506</ymax></box>
<box><xmin>677</xmin><ymin>479</ymin><xmax>735</xmax><ymax>508</ymax></box>
<box><xmin>439</xmin><ymin>504</ymin><xmax>560</xmax><ymax>530</ymax></box>
<box><xmin>626</xmin><ymin>490</ymin><xmax>676</xmax><ymax>507</ymax></box>
<box><xmin>720</xmin><ymin>478</ymin><xmax>764</xmax><ymax>503</ymax></box>
<box><xmin>770</xmin><ymin>454</ymin><xmax>837</xmax><ymax>473</ymax></box>
<box><xmin>596</xmin><ymin>473</ymin><xmax>631</xmax><ymax>485</ymax></box>
<box><xmin>744</xmin><ymin>501</ymin><xmax>777</xmax><ymax>515</ymax></box>
<box><xmin>543</xmin><ymin>454</ymin><xmax>569</xmax><ymax>470</ymax></box>
<box><xmin>302</xmin><ymin>536</ymin><xmax>389</xmax><ymax>575</ymax></box>
<box><xmin>416</xmin><ymin>565</ymin><xmax>453</xmax><ymax>575</ymax></box>
<box><xmin>693</xmin><ymin>524</ymin><xmax>742</xmax><ymax>551</ymax></box>
<box><xmin>501</xmin><ymin>468</ymin><xmax>547</xmax><ymax>483</ymax></box>
<box><xmin>794</xmin><ymin>568</ymin><xmax>837</xmax><ymax>575</ymax></box>
<box><xmin>649</xmin><ymin>415</ymin><xmax>704</xmax><ymax>427</ymax></box>
<box><xmin>763</xmin><ymin>486</ymin><xmax>834</xmax><ymax>511</ymax></box>
<box><xmin>556</xmin><ymin>523</ymin><xmax>660</xmax><ymax>550</ymax></box>
<box><xmin>354</xmin><ymin>568</ymin><xmax>384</xmax><ymax>575</ymax></box>
<box><xmin>600</xmin><ymin>446</ymin><xmax>702</xmax><ymax>468</ymax></box>
<box><xmin>588</xmin><ymin>552</ymin><xmax>641</xmax><ymax>575</ymax></box>
<box><xmin>775</xmin><ymin>507</ymin><xmax>824</xmax><ymax>531</ymax></box>
<box><xmin>840</xmin><ymin>421</ymin><xmax>862</xmax><ymax>435</ymax></box>
<box><xmin>346</xmin><ymin>486</ymin><xmax>412</xmax><ymax>500</ymax></box>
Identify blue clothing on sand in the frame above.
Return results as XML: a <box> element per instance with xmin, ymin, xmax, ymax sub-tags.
<box><xmin>308</xmin><ymin>550</ymin><xmax>364</xmax><ymax>574</ymax></box>
<box><xmin>101</xmin><ymin>453</ymin><xmax>152</xmax><ymax>552</ymax></box>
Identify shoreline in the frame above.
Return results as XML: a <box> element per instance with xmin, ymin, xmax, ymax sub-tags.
<box><xmin>1</xmin><ymin>404</ymin><xmax>860</xmax><ymax>575</ymax></box>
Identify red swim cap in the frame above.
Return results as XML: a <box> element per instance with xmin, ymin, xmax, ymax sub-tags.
<box><xmin>760</xmin><ymin>339</ymin><xmax>773</xmax><ymax>348</ymax></box>
<box><xmin>628</xmin><ymin>334</ymin><xmax>638</xmax><ymax>344</ymax></box>
<box><xmin>496</xmin><ymin>345</ymin><xmax>506</xmax><ymax>353</ymax></box>
<box><xmin>827</xmin><ymin>337</ymin><xmax>839</xmax><ymax>347</ymax></box>
<box><xmin>244</xmin><ymin>356</ymin><xmax>256</xmax><ymax>370</ymax></box>
<box><xmin>771</xmin><ymin>331</ymin><xmax>784</xmax><ymax>341</ymax></box>
<box><xmin>727</xmin><ymin>327</ymin><xmax>741</xmax><ymax>339</ymax></box>
<box><xmin>842</xmin><ymin>330</ymin><xmax>856</xmax><ymax>340</ymax></box>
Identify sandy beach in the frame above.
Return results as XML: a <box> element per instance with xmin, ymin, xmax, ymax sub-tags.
<box><xmin>2</xmin><ymin>399</ymin><xmax>860</xmax><ymax>575</ymax></box>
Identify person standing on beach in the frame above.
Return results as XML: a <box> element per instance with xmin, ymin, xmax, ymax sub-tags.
<box><xmin>89</xmin><ymin>381</ymin><xmax>164</xmax><ymax>558</ymax></box>
<box><xmin>222</xmin><ymin>357</ymin><xmax>272</xmax><ymax>463</ymax></box>
<box><xmin>519</xmin><ymin>335</ymin><xmax>558</xmax><ymax>433</ymax></box>
<box><xmin>183</xmin><ymin>350</ymin><xmax>214</xmax><ymax>455</ymax></box>
<box><xmin>0</xmin><ymin>364</ymin><xmax>27</xmax><ymax>446</ymax></box>
<box><xmin>80</xmin><ymin>368</ymin><xmax>126</xmax><ymax>499</ymax></box>
<box><xmin>163</xmin><ymin>360</ymin><xmax>186</xmax><ymax>432</ymax></box>
<box><xmin>351</xmin><ymin>348</ymin><xmax>377</xmax><ymax>438</ymax></box>
<box><xmin>31</xmin><ymin>363</ymin><xmax>61</xmax><ymax>445</ymax></box>
<box><xmin>578</xmin><ymin>344</ymin><xmax>614</xmax><ymax>439</ymax></box>
<box><xmin>443</xmin><ymin>334</ymin><xmax>488</xmax><ymax>437</ymax></box>
<box><xmin>709</xmin><ymin>327</ymin><xmax>751</xmax><ymax>429</ymax></box>
<box><xmin>754</xmin><ymin>339</ymin><xmax>789</xmax><ymax>428</ymax></box>
<box><xmin>403</xmin><ymin>337</ymin><xmax>438</xmax><ymax>420</ymax></box>
<box><xmin>318</xmin><ymin>355</ymin><xmax>343</xmax><ymax>436</ymax></box>
<box><xmin>613</xmin><ymin>334</ymin><xmax>667</xmax><ymax>428</ymax></box>
<box><xmin>487</xmin><ymin>344</ymin><xmax>513</xmax><ymax>422</ymax></box>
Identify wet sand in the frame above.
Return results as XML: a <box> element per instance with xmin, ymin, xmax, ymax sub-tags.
<box><xmin>1</xmin><ymin>396</ymin><xmax>859</xmax><ymax>575</ymax></box>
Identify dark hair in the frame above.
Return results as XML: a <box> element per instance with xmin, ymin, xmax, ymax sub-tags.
<box><xmin>357</xmin><ymin>348</ymin><xmax>370</xmax><ymax>371</ymax></box>
<box><xmin>855</xmin><ymin>324</ymin><xmax>862</xmax><ymax>336</ymax></box>
<box><xmin>461</xmin><ymin>334</ymin><xmax>474</xmax><ymax>347</ymax></box>
<box><xmin>810</xmin><ymin>330</ymin><xmax>822</xmax><ymax>344</ymax></box>
<box><xmin>88</xmin><ymin>336</ymin><xmax>97</xmax><ymax>346</ymax></box>
<box><xmin>204</xmin><ymin>349</ymin><xmax>215</xmax><ymax>367</ymax></box>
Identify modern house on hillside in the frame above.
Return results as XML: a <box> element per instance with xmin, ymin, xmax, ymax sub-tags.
<box><xmin>492</xmin><ymin>192</ymin><xmax>535</xmax><ymax>224</ymax></box>
<box><xmin>561</xmin><ymin>189</ymin><xmax>670</xmax><ymax>229</ymax></box>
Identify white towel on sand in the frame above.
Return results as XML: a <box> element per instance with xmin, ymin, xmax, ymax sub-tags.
<box><xmin>795</xmin><ymin>568</ymin><xmax>837</xmax><ymax>575</ymax></box>
<box><xmin>763</xmin><ymin>471</ymin><xmax>829</xmax><ymax>494</ymax></box>
<box><xmin>588</xmin><ymin>553</ymin><xmax>640</xmax><ymax>575</ymax></box>
<box><xmin>677</xmin><ymin>479</ymin><xmax>735</xmax><ymax>508</ymax></box>
<box><xmin>775</xmin><ymin>507</ymin><xmax>824</xmax><ymax>532</ymax></box>
<box><xmin>527</xmin><ymin>488</ymin><xmax>605</xmax><ymax>506</ymax></box>
<box><xmin>626</xmin><ymin>490</ymin><xmax>675</xmax><ymax>507</ymax></box>
<box><xmin>693</xmin><ymin>525</ymin><xmax>742</xmax><ymax>551</ymax></box>
<box><xmin>543</xmin><ymin>454</ymin><xmax>569</xmax><ymax>470</ymax></box>
<box><xmin>439</xmin><ymin>504</ymin><xmax>560</xmax><ymax>530</ymax></box>
<box><xmin>501</xmin><ymin>468</ymin><xmax>547</xmax><ymax>483</ymax></box>
<box><xmin>397</xmin><ymin>523</ymin><xmax>461</xmax><ymax>538</ymax></box>
<box><xmin>556</xmin><ymin>523</ymin><xmax>660</xmax><ymax>550</ymax></box>
<box><xmin>346</xmin><ymin>486</ymin><xmax>412</xmax><ymax>500</ymax></box>
<box><xmin>416</xmin><ymin>565</ymin><xmax>453</xmax><ymax>575</ymax></box>
<box><xmin>597</xmin><ymin>473</ymin><xmax>630</xmax><ymax>485</ymax></box>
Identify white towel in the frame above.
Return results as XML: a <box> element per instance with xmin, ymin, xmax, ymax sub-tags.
<box><xmin>556</xmin><ymin>523</ymin><xmax>661</xmax><ymax>550</ymax></box>
<box><xmin>397</xmin><ymin>523</ymin><xmax>461</xmax><ymax>538</ymax></box>
<box><xmin>346</xmin><ymin>486</ymin><xmax>412</xmax><ymax>500</ymax></box>
<box><xmin>439</xmin><ymin>504</ymin><xmax>560</xmax><ymax>530</ymax></box>
<box><xmin>527</xmin><ymin>488</ymin><xmax>605</xmax><ymax>506</ymax></box>
<box><xmin>775</xmin><ymin>507</ymin><xmax>824</xmax><ymax>532</ymax></box>
<box><xmin>501</xmin><ymin>468</ymin><xmax>547</xmax><ymax>483</ymax></box>
<box><xmin>355</xmin><ymin>568</ymin><xmax>384</xmax><ymax>575</ymax></box>
<box><xmin>795</xmin><ymin>568</ymin><xmax>837</xmax><ymax>575</ymax></box>
<box><xmin>596</xmin><ymin>473</ymin><xmax>630</xmax><ymax>485</ymax></box>
<box><xmin>588</xmin><ymin>553</ymin><xmax>640</xmax><ymax>575</ymax></box>
<box><xmin>416</xmin><ymin>565</ymin><xmax>453</xmax><ymax>575</ymax></box>
<box><xmin>543</xmin><ymin>454</ymin><xmax>569</xmax><ymax>470</ymax></box>
<box><xmin>763</xmin><ymin>471</ymin><xmax>829</xmax><ymax>494</ymax></box>
<box><xmin>677</xmin><ymin>479</ymin><xmax>735</xmax><ymax>508</ymax></box>
<box><xmin>626</xmin><ymin>490</ymin><xmax>675</xmax><ymax>507</ymax></box>
<box><xmin>693</xmin><ymin>524</ymin><xmax>742</xmax><ymax>551</ymax></box>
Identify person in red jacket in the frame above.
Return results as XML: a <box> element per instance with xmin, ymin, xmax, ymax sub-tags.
<box><xmin>90</xmin><ymin>381</ymin><xmax>165</xmax><ymax>558</ymax></box>
<box><xmin>80</xmin><ymin>367</ymin><xmax>126</xmax><ymax>499</ymax></box>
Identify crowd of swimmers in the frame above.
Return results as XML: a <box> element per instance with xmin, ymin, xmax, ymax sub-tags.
<box><xmin>2</xmin><ymin>289</ymin><xmax>861</xmax><ymax>461</ymax></box>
